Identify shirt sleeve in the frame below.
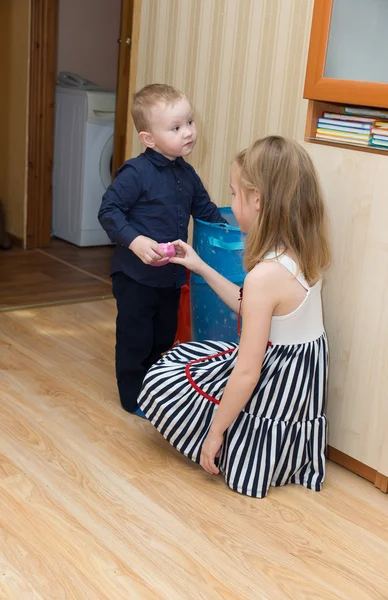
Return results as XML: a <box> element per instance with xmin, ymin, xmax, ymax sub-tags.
<box><xmin>98</xmin><ymin>163</ymin><xmax>142</xmax><ymax>247</ymax></box>
<box><xmin>190</xmin><ymin>169</ymin><xmax>227</xmax><ymax>224</ymax></box>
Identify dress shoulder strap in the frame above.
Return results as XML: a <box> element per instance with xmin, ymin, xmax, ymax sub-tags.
<box><xmin>263</xmin><ymin>252</ymin><xmax>310</xmax><ymax>290</ymax></box>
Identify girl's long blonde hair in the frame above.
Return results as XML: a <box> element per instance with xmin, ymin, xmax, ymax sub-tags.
<box><xmin>235</xmin><ymin>136</ymin><xmax>331</xmax><ymax>285</ymax></box>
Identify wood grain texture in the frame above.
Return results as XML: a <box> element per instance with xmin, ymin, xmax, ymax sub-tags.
<box><xmin>113</xmin><ymin>0</ymin><xmax>134</xmax><ymax>174</ymax></box>
<box><xmin>123</xmin><ymin>0</ymin><xmax>142</xmax><ymax>160</ymax></box>
<box><xmin>41</xmin><ymin>238</ymin><xmax>113</xmax><ymax>282</ymax></box>
<box><xmin>0</xmin><ymin>299</ymin><xmax>387</xmax><ymax>599</ymax></box>
<box><xmin>0</xmin><ymin>0</ymin><xmax>30</xmax><ymax>241</ymax></box>
<box><xmin>27</xmin><ymin>0</ymin><xmax>58</xmax><ymax>249</ymax></box>
<box><xmin>0</xmin><ymin>240</ymin><xmax>112</xmax><ymax>310</ymax></box>
<box><xmin>375</xmin><ymin>473</ymin><xmax>388</xmax><ymax>494</ymax></box>
<box><xmin>328</xmin><ymin>446</ymin><xmax>388</xmax><ymax>494</ymax></box>
<box><xmin>303</xmin><ymin>142</ymin><xmax>388</xmax><ymax>479</ymax></box>
<box><xmin>327</xmin><ymin>446</ymin><xmax>377</xmax><ymax>484</ymax></box>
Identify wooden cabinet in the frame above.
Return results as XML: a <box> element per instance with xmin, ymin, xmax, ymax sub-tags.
<box><xmin>302</xmin><ymin>2</ymin><xmax>388</xmax><ymax>490</ymax></box>
<box><xmin>304</xmin><ymin>0</ymin><xmax>388</xmax><ymax>157</ymax></box>
<box><xmin>301</xmin><ymin>141</ymin><xmax>388</xmax><ymax>493</ymax></box>
<box><xmin>304</xmin><ymin>0</ymin><xmax>388</xmax><ymax>108</ymax></box>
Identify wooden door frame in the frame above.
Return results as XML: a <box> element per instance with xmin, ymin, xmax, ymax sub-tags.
<box><xmin>26</xmin><ymin>0</ymin><xmax>141</xmax><ymax>249</ymax></box>
<box><xmin>26</xmin><ymin>0</ymin><xmax>57</xmax><ymax>248</ymax></box>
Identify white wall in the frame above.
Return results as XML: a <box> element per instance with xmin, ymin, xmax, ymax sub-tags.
<box><xmin>56</xmin><ymin>0</ymin><xmax>121</xmax><ymax>91</ymax></box>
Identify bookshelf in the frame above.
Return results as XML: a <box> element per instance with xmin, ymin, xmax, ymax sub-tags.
<box><xmin>305</xmin><ymin>100</ymin><xmax>388</xmax><ymax>156</ymax></box>
<box><xmin>304</xmin><ymin>0</ymin><xmax>388</xmax><ymax>155</ymax></box>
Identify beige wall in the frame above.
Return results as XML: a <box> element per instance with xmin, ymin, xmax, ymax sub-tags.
<box><xmin>56</xmin><ymin>0</ymin><xmax>121</xmax><ymax>92</ymax></box>
<box><xmin>132</xmin><ymin>0</ymin><xmax>314</xmax><ymax>205</ymax></box>
<box><xmin>132</xmin><ymin>1</ymin><xmax>387</xmax><ymax>476</ymax></box>
<box><xmin>0</xmin><ymin>0</ymin><xmax>30</xmax><ymax>240</ymax></box>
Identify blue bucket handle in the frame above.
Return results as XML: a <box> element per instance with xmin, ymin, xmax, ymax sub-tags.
<box><xmin>208</xmin><ymin>236</ymin><xmax>245</xmax><ymax>251</ymax></box>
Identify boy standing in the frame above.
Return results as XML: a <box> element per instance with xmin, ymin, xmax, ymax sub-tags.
<box><xmin>98</xmin><ymin>83</ymin><xmax>225</xmax><ymax>415</ymax></box>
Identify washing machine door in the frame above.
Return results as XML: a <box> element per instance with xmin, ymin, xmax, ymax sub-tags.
<box><xmin>100</xmin><ymin>134</ymin><xmax>114</xmax><ymax>189</ymax></box>
<box><xmin>80</xmin><ymin>122</ymin><xmax>116</xmax><ymax>245</ymax></box>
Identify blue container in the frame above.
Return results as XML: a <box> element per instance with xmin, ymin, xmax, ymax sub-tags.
<box><xmin>191</xmin><ymin>207</ymin><xmax>246</xmax><ymax>342</ymax></box>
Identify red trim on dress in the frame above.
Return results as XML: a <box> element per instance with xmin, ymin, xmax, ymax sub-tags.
<box><xmin>185</xmin><ymin>286</ymin><xmax>273</xmax><ymax>404</ymax></box>
<box><xmin>185</xmin><ymin>349</ymin><xmax>235</xmax><ymax>404</ymax></box>
<box><xmin>238</xmin><ymin>286</ymin><xmax>243</xmax><ymax>336</ymax></box>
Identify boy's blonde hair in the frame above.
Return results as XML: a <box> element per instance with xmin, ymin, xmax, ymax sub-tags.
<box><xmin>131</xmin><ymin>83</ymin><xmax>185</xmax><ymax>133</ymax></box>
<box><xmin>235</xmin><ymin>136</ymin><xmax>330</xmax><ymax>285</ymax></box>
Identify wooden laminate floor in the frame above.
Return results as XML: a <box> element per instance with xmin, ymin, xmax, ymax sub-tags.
<box><xmin>0</xmin><ymin>299</ymin><xmax>387</xmax><ymax>599</ymax></box>
<box><xmin>0</xmin><ymin>238</ymin><xmax>113</xmax><ymax>311</ymax></box>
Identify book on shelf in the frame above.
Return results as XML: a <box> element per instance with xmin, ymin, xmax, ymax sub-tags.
<box><xmin>316</xmin><ymin>128</ymin><xmax>370</xmax><ymax>141</ymax></box>
<box><xmin>371</xmin><ymin>128</ymin><xmax>388</xmax><ymax>135</ymax></box>
<box><xmin>323</xmin><ymin>112</ymin><xmax>375</xmax><ymax>123</ymax></box>
<box><xmin>344</xmin><ymin>107</ymin><xmax>388</xmax><ymax>119</ymax></box>
<box><xmin>313</xmin><ymin>110</ymin><xmax>388</xmax><ymax>149</ymax></box>
<box><xmin>316</xmin><ymin>134</ymin><xmax>370</xmax><ymax>146</ymax></box>
<box><xmin>317</xmin><ymin>121</ymin><xmax>372</xmax><ymax>134</ymax></box>
<box><xmin>372</xmin><ymin>134</ymin><xmax>388</xmax><ymax>141</ymax></box>
<box><xmin>318</xmin><ymin>118</ymin><xmax>372</xmax><ymax>131</ymax></box>
<box><xmin>370</xmin><ymin>138</ymin><xmax>388</xmax><ymax>147</ymax></box>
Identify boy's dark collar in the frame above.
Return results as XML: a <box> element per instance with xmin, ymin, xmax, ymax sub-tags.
<box><xmin>144</xmin><ymin>147</ymin><xmax>186</xmax><ymax>167</ymax></box>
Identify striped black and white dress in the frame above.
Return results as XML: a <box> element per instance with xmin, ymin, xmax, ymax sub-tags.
<box><xmin>138</xmin><ymin>253</ymin><xmax>328</xmax><ymax>498</ymax></box>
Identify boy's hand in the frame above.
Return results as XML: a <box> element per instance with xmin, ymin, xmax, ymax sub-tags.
<box><xmin>129</xmin><ymin>236</ymin><xmax>165</xmax><ymax>265</ymax></box>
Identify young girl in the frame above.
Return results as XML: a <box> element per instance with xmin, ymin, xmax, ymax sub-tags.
<box><xmin>138</xmin><ymin>136</ymin><xmax>331</xmax><ymax>498</ymax></box>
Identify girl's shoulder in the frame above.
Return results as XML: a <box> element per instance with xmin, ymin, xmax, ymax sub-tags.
<box><xmin>245</xmin><ymin>258</ymin><xmax>294</xmax><ymax>285</ymax></box>
<box><xmin>243</xmin><ymin>256</ymin><xmax>309</xmax><ymax>314</ymax></box>
<box><xmin>243</xmin><ymin>260</ymin><xmax>288</xmax><ymax>301</ymax></box>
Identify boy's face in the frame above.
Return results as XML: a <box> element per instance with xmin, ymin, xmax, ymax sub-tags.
<box><xmin>144</xmin><ymin>97</ymin><xmax>198</xmax><ymax>160</ymax></box>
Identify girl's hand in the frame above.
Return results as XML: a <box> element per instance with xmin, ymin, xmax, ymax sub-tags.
<box><xmin>170</xmin><ymin>240</ymin><xmax>205</xmax><ymax>274</ymax></box>
<box><xmin>200</xmin><ymin>430</ymin><xmax>224</xmax><ymax>475</ymax></box>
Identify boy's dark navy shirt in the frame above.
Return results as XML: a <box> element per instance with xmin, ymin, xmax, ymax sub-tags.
<box><xmin>98</xmin><ymin>147</ymin><xmax>226</xmax><ymax>288</ymax></box>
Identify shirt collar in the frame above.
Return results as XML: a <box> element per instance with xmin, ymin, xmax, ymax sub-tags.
<box><xmin>144</xmin><ymin>147</ymin><xmax>186</xmax><ymax>168</ymax></box>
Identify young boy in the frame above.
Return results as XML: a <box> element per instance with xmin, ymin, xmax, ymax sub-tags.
<box><xmin>98</xmin><ymin>83</ymin><xmax>226</xmax><ymax>416</ymax></box>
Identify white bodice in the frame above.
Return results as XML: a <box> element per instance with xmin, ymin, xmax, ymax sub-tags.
<box><xmin>264</xmin><ymin>252</ymin><xmax>325</xmax><ymax>345</ymax></box>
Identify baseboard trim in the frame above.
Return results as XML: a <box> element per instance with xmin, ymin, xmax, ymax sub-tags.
<box><xmin>328</xmin><ymin>446</ymin><xmax>387</xmax><ymax>493</ymax></box>
<box><xmin>374</xmin><ymin>472</ymin><xmax>388</xmax><ymax>494</ymax></box>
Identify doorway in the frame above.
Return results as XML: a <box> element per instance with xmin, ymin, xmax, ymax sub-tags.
<box><xmin>0</xmin><ymin>0</ymin><xmax>140</xmax><ymax>311</ymax></box>
<box><xmin>26</xmin><ymin>0</ymin><xmax>140</xmax><ymax>250</ymax></box>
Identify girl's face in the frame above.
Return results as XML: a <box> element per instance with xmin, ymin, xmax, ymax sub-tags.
<box><xmin>230</xmin><ymin>166</ymin><xmax>260</xmax><ymax>234</ymax></box>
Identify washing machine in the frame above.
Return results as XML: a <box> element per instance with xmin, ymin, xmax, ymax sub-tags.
<box><xmin>52</xmin><ymin>86</ymin><xmax>116</xmax><ymax>246</ymax></box>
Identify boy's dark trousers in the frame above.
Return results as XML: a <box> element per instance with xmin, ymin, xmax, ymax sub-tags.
<box><xmin>112</xmin><ymin>272</ymin><xmax>181</xmax><ymax>412</ymax></box>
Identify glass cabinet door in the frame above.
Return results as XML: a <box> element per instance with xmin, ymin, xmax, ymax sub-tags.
<box><xmin>304</xmin><ymin>0</ymin><xmax>388</xmax><ymax>108</ymax></box>
<box><xmin>324</xmin><ymin>0</ymin><xmax>388</xmax><ymax>84</ymax></box>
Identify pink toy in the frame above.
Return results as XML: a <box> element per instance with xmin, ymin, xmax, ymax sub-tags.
<box><xmin>150</xmin><ymin>242</ymin><xmax>176</xmax><ymax>267</ymax></box>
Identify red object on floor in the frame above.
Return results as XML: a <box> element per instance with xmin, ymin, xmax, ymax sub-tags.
<box><xmin>174</xmin><ymin>269</ymin><xmax>191</xmax><ymax>343</ymax></box>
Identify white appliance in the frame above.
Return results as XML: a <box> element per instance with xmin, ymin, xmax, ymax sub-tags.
<box><xmin>52</xmin><ymin>85</ymin><xmax>116</xmax><ymax>246</ymax></box>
